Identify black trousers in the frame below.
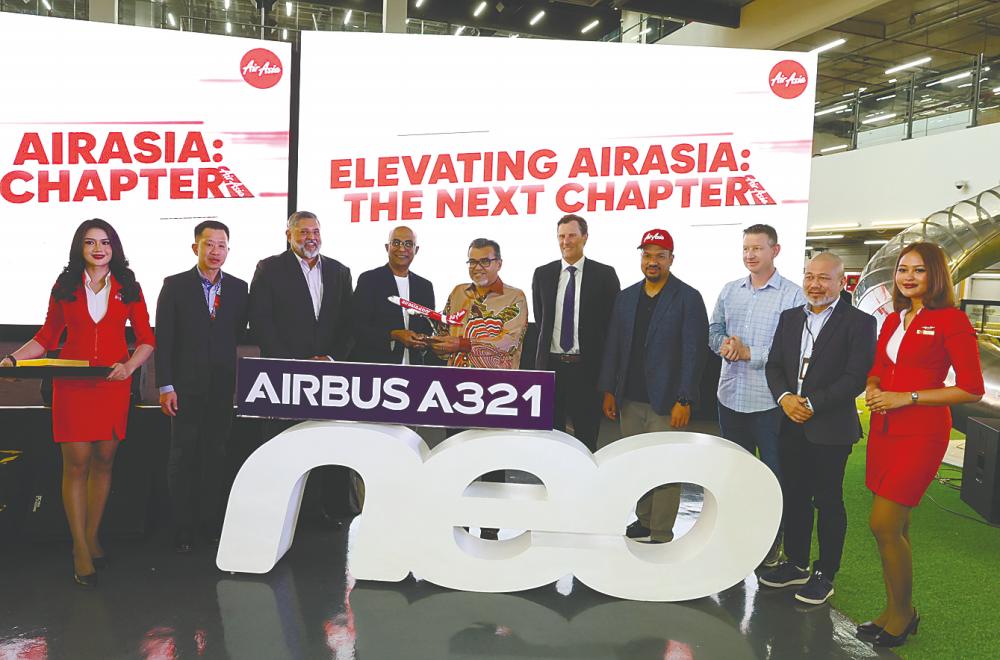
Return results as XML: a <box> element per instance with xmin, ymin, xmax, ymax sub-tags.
<box><xmin>779</xmin><ymin>421</ymin><xmax>853</xmax><ymax>578</ymax></box>
<box><xmin>167</xmin><ymin>388</ymin><xmax>234</xmax><ymax>534</ymax></box>
<box><xmin>551</xmin><ymin>359</ymin><xmax>602</xmax><ymax>453</ymax></box>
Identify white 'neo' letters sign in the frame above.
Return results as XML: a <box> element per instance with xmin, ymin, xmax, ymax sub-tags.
<box><xmin>217</xmin><ymin>422</ymin><xmax>782</xmax><ymax>602</ymax></box>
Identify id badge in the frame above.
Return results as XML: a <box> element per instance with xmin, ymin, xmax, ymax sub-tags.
<box><xmin>799</xmin><ymin>357</ymin><xmax>810</xmax><ymax>381</ymax></box>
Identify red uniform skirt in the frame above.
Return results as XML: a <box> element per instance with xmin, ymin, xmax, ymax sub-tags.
<box><xmin>866</xmin><ymin>420</ymin><xmax>948</xmax><ymax>507</ymax></box>
<box><xmin>51</xmin><ymin>377</ymin><xmax>131</xmax><ymax>443</ymax></box>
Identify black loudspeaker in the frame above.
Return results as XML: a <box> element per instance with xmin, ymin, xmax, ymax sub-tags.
<box><xmin>961</xmin><ymin>418</ymin><xmax>1000</xmax><ymax>524</ymax></box>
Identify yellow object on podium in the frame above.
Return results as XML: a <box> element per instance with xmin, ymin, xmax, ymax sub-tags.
<box><xmin>16</xmin><ymin>359</ymin><xmax>90</xmax><ymax>367</ymax></box>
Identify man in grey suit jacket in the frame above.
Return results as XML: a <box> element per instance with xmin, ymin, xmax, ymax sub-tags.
<box><xmin>598</xmin><ymin>228</ymin><xmax>709</xmax><ymax>543</ymax></box>
<box><xmin>760</xmin><ymin>252</ymin><xmax>876</xmax><ymax>605</ymax></box>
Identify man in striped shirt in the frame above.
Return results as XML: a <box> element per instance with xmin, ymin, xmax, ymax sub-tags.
<box><xmin>709</xmin><ymin>223</ymin><xmax>806</xmax><ymax>566</ymax></box>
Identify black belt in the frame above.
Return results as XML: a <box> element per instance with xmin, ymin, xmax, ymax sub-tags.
<box><xmin>550</xmin><ymin>353</ymin><xmax>584</xmax><ymax>364</ymax></box>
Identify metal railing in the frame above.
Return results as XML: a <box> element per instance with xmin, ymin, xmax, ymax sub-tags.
<box><xmin>4</xmin><ymin>0</ymin><xmax>999</xmax><ymax>157</ymax></box>
<box><xmin>813</xmin><ymin>54</ymin><xmax>1000</xmax><ymax>157</ymax></box>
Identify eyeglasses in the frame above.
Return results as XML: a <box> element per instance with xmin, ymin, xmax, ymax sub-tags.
<box><xmin>390</xmin><ymin>239</ymin><xmax>415</xmax><ymax>249</ymax></box>
<box><xmin>466</xmin><ymin>258</ymin><xmax>499</xmax><ymax>269</ymax></box>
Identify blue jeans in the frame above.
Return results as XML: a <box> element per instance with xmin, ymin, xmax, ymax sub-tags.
<box><xmin>717</xmin><ymin>402</ymin><xmax>783</xmax><ymax>485</ymax></box>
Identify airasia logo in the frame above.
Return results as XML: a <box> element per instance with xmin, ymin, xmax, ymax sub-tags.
<box><xmin>240</xmin><ymin>48</ymin><xmax>283</xmax><ymax>89</ymax></box>
<box><xmin>644</xmin><ymin>232</ymin><xmax>665</xmax><ymax>241</ymax></box>
<box><xmin>768</xmin><ymin>60</ymin><xmax>807</xmax><ymax>99</ymax></box>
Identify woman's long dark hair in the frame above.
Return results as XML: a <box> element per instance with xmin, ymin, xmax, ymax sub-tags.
<box><xmin>52</xmin><ymin>219</ymin><xmax>141</xmax><ymax>303</ymax></box>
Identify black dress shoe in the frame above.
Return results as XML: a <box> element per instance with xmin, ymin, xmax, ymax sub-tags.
<box><xmin>92</xmin><ymin>556</ymin><xmax>109</xmax><ymax>570</ymax></box>
<box><xmin>855</xmin><ymin>621</ymin><xmax>883</xmax><ymax>641</ymax></box>
<box><xmin>74</xmin><ymin>572</ymin><xmax>98</xmax><ymax>587</ymax></box>
<box><xmin>874</xmin><ymin>611</ymin><xmax>919</xmax><ymax>648</ymax></box>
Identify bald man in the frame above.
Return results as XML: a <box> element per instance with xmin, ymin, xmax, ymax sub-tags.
<box><xmin>351</xmin><ymin>226</ymin><xmax>437</xmax><ymax>365</ymax></box>
<box><xmin>760</xmin><ymin>251</ymin><xmax>876</xmax><ymax>605</ymax></box>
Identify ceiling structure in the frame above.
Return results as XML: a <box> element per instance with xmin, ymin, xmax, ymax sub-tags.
<box><xmin>314</xmin><ymin>0</ymin><xmax>755</xmax><ymax>40</ymax></box>
<box><xmin>779</xmin><ymin>0</ymin><xmax>1000</xmax><ymax>105</ymax></box>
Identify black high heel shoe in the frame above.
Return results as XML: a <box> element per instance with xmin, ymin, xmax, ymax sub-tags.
<box><xmin>873</xmin><ymin>611</ymin><xmax>919</xmax><ymax>648</ymax></box>
<box><xmin>91</xmin><ymin>556</ymin><xmax>109</xmax><ymax>570</ymax></box>
<box><xmin>74</xmin><ymin>571</ymin><xmax>98</xmax><ymax>587</ymax></box>
<box><xmin>855</xmin><ymin>621</ymin><xmax>883</xmax><ymax>642</ymax></box>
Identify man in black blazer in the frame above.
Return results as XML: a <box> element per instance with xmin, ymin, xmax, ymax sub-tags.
<box><xmin>351</xmin><ymin>226</ymin><xmax>436</xmax><ymax>365</ymax></box>
<box><xmin>531</xmin><ymin>215</ymin><xmax>620</xmax><ymax>451</ymax></box>
<box><xmin>249</xmin><ymin>210</ymin><xmax>355</xmax><ymax>519</ymax></box>
<box><xmin>156</xmin><ymin>220</ymin><xmax>249</xmax><ymax>553</ymax></box>
<box><xmin>761</xmin><ymin>252</ymin><xmax>876</xmax><ymax>605</ymax></box>
<box><xmin>249</xmin><ymin>211</ymin><xmax>353</xmax><ymax>361</ymax></box>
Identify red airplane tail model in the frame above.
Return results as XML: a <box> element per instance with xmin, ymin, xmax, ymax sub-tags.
<box><xmin>387</xmin><ymin>296</ymin><xmax>467</xmax><ymax>326</ymax></box>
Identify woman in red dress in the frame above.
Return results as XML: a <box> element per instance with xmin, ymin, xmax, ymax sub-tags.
<box><xmin>860</xmin><ymin>242</ymin><xmax>984</xmax><ymax>647</ymax></box>
<box><xmin>0</xmin><ymin>219</ymin><xmax>155</xmax><ymax>586</ymax></box>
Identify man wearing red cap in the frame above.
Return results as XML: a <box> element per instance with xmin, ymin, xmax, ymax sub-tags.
<box><xmin>598</xmin><ymin>228</ymin><xmax>709</xmax><ymax>543</ymax></box>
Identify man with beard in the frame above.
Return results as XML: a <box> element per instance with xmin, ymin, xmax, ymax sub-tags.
<box><xmin>598</xmin><ymin>229</ymin><xmax>708</xmax><ymax>544</ymax></box>
<box><xmin>760</xmin><ymin>252</ymin><xmax>876</xmax><ymax>605</ymax></box>
<box><xmin>351</xmin><ymin>226</ymin><xmax>435</xmax><ymax>365</ymax></box>
<box><xmin>428</xmin><ymin>237</ymin><xmax>529</xmax><ymax>541</ymax></box>
<box><xmin>249</xmin><ymin>211</ymin><xmax>355</xmax><ymax>520</ymax></box>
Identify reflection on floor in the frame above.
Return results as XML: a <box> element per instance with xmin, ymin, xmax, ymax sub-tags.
<box><xmin>1</xmin><ymin>498</ymin><xmax>896</xmax><ymax>660</ymax></box>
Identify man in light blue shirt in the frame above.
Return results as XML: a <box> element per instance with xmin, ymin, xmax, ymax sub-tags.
<box><xmin>709</xmin><ymin>224</ymin><xmax>806</xmax><ymax>565</ymax></box>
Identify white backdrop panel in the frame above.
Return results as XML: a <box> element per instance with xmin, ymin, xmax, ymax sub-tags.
<box><xmin>0</xmin><ymin>14</ymin><xmax>290</xmax><ymax>324</ymax></box>
<box><xmin>298</xmin><ymin>33</ymin><xmax>816</xmax><ymax>316</ymax></box>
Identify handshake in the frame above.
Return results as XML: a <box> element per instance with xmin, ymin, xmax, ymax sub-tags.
<box><xmin>390</xmin><ymin>329</ymin><xmax>464</xmax><ymax>356</ymax></box>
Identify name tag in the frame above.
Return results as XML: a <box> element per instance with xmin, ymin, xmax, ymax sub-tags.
<box><xmin>916</xmin><ymin>326</ymin><xmax>936</xmax><ymax>336</ymax></box>
<box><xmin>799</xmin><ymin>356</ymin><xmax>810</xmax><ymax>380</ymax></box>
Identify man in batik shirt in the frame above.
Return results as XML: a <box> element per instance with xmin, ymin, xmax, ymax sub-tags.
<box><xmin>429</xmin><ymin>238</ymin><xmax>528</xmax><ymax>370</ymax></box>
<box><xmin>428</xmin><ymin>237</ymin><xmax>529</xmax><ymax>542</ymax></box>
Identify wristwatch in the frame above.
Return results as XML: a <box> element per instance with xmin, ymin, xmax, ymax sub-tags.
<box><xmin>677</xmin><ymin>397</ymin><xmax>691</xmax><ymax>407</ymax></box>
<box><xmin>910</xmin><ymin>391</ymin><xmax>919</xmax><ymax>405</ymax></box>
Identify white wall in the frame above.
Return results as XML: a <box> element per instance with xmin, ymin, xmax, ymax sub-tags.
<box><xmin>808</xmin><ymin>120</ymin><xmax>1000</xmax><ymax>229</ymax></box>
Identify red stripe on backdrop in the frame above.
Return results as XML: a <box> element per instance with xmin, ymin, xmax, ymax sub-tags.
<box><xmin>0</xmin><ymin>121</ymin><xmax>205</xmax><ymax>125</ymax></box>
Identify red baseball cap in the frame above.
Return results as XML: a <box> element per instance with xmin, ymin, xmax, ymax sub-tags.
<box><xmin>637</xmin><ymin>228</ymin><xmax>674</xmax><ymax>252</ymax></box>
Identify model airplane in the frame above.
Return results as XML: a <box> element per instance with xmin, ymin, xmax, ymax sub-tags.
<box><xmin>387</xmin><ymin>296</ymin><xmax>467</xmax><ymax>326</ymax></box>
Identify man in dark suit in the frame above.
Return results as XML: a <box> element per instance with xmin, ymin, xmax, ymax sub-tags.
<box><xmin>249</xmin><ymin>210</ymin><xmax>355</xmax><ymax>519</ymax></box>
<box><xmin>351</xmin><ymin>226</ymin><xmax>435</xmax><ymax>365</ymax></box>
<box><xmin>598</xmin><ymin>229</ymin><xmax>709</xmax><ymax>544</ymax></box>
<box><xmin>249</xmin><ymin>211</ymin><xmax>353</xmax><ymax>361</ymax></box>
<box><xmin>156</xmin><ymin>220</ymin><xmax>249</xmax><ymax>553</ymax></box>
<box><xmin>532</xmin><ymin>214</ymin><xmax>620</xmax><ymax>452</ymax></box>
<box><xmin>760</xmin><ymin>251</ymin><xmax>876</xmax><ymax>605</ymax></box>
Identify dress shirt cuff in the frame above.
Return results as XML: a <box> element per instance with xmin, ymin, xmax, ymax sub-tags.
<box><xmin>805</xmin><ymin>397</ymin><xmax>813</xmax><ymax>410</ymax></box>
<box><xmin>159</xmin><ymin>385</ymin><xmax>175</xmax><ymax>395</ymax></box>
<box><xmin>458</xmin><ymin>338</ymin><xmax>472</xmax><ymax>353</ymax></box>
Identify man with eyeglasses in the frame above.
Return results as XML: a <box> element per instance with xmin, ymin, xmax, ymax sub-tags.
<box><xmin>429</xmin><ymin>237</ymin><xmax>529</xmax><ymax>542</ymax></box>
<box><xmin>429</xmin><ymin>238</ymin><xmax>528</xmax><ymax>371</ymax></box>
<box><xmin>351</xmin><ymin>226</ymin><xmax>436</xmax><ymax>365</ymax></box>
<box><xmin>598</xmin><ymin>228</ymin><xmax>708</xmax><ymax>544</ymax></box>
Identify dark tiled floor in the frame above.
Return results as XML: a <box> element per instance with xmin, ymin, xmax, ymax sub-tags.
<box><xmin>1</xmin><ymin>501</ymin><xmax>896</xmax><ymax>660</ymax></box>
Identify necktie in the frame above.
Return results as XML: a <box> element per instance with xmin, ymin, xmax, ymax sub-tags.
<box><xmin>560</xmin><ymin>266</ymin><xmax>577</xmax><ymax>352</ymax></box>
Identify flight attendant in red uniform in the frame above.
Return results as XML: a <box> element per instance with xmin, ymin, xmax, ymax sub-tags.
<box><xmin>1</xmin><ymin>219</ymin><xmax>155</xmax><ymax>587</ymax></box>
<box><xmin>859</xmin><ymin>242</ymin><xmax>983</xmax><ymax>647</ymax></box>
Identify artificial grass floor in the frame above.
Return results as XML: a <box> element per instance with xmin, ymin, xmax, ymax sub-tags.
<box><xmin>828</xmin><ymin>405</ymin><xmax>1000</xmax><ymax>659</ymax></box>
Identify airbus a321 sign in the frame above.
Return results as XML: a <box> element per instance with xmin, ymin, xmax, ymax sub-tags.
<box><xmin>220</xmin><ymin>362</ymin><xmax>782</xmax><ymax>603</ymax></box>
